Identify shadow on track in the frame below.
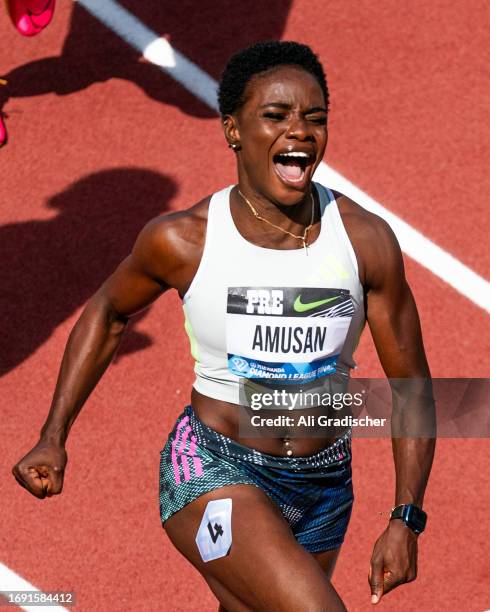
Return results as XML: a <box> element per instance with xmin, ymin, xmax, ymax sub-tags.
<box><xmin>0</xmin><ymin>0</ymin><xmax>292</xmax><ymax>141</ymax></box>
<box><xmin>0</xmin><ymin>167</ymin><xmax>177</xmax><ymax>377</ymax></box>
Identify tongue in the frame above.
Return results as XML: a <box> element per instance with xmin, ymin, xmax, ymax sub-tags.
<box><xmin>275</xmin><ymin>160</ymin><xmax>303</xmax><ymax>180</ymax></box>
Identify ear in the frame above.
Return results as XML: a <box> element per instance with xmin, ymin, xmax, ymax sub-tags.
<box><xmin>222</xmin><ymin>114</ymin><xmax>241</xmax><ymax>149</ymax></box>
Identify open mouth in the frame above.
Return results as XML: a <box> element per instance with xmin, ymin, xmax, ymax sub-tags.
<box><xmin>273</xmin><ymin>151</ymin><xmax>315</xmax><ymax>185</ymax></box>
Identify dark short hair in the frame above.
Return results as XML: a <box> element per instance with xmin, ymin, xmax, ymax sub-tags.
<box><xmin>218</xmin><ymin>40</ymin><xmax>328</xmax><ymax>117</ymax></box>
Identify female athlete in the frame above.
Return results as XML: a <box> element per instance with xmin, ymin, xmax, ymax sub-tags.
<box><xmin>13</xmin><ymin>41</ymin><xmax>435</xmax><ymax>611</ymax></box>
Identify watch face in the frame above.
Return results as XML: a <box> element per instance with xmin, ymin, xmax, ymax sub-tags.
<box><xmin>405</xmin><ymin>505</ymin><xmax>427</xmax><ymax>532</ymax></box>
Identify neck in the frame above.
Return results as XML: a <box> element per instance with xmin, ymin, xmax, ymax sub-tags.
<box><xmin>236</xmin><ymin>188</ymin><xmax>317</xmax><ymax>252</ymax></box>
<box><xmin>229</xmin><ymin>184</ymin><xmax>321</xmax><ymax>251</ymax></box>
<box><xmin>236</xmin><ymin>184</ymin><xmax>316</xmax><ymax>229</ymax></box>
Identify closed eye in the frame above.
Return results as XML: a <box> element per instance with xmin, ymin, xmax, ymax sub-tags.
<box><xmin>263</xmin><ymin>112</ymin><xmax>286</xmax><ymax>121</ymax></box>
<box><xmin>307</xmin><ymin>115</ymin><xmax>327</xmax><ymax>125</ymax></box>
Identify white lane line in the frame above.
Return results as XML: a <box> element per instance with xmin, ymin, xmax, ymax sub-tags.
<box><xmin>0</xmin><ymin>562</ymin><xmax>69</xmax><ymax>611</ymax></box>
<box><xmin>76</xmin><ymin>0</ymin><xmax>218</xmax><ymax>110</ymax></box>
<box><xmin>314</xmin><ymin>165</ymin><xmax>490</xmax><ymax>312</ymax></box>
<box><xmin>75</xmin><ymin>0</ymin><xmax>490</xmax><ymax>313</ymax></box>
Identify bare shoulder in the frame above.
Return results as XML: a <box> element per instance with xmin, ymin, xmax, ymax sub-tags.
<box><xmin>137</xmin><ymin>195</ymin><xmax>210</xmax><ymax>252</ymax></box>
<box><xmin>333</xmin><ymin>191</ymin><xmax>403</xmax><ymax>288</ymax></box>
<box><xmin>131</xmin><ymin>195</ymin><xmax>212</xmax><ymax>292</ymax></box>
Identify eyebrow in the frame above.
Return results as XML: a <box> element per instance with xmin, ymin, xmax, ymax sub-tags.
<box><xmin>260</xmin><ymin>102</ymin><xmax>327</xmax><ymax>113</ymax></box>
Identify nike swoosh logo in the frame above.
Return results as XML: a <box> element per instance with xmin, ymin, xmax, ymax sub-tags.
<box><xmin>293</xmin><ymin>295</ymin><xmax>341</xmax><ymax>312</ymax></box>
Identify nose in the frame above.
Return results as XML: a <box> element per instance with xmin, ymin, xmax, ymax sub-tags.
<box><xmin>285</xmin><ymin>114</ymin><xmax>312</xmax><ymax>141</ymax></box>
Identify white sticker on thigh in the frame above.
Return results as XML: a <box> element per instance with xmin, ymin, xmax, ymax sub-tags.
<box><xmin>196</xmin><ymin>498</ymin><xmax>232</xmax><ymax>562</ymax></box>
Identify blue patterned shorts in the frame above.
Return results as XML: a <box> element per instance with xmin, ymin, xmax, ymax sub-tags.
<box><xmin>159</xmin><ymin>406</ymin><xmax>354</xmax><ymax>553</ymax></box>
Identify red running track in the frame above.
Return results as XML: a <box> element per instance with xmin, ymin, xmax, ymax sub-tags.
<box><xmin>1</xmin><ymin>1</ymin><xmax>489</xmax><ymax>610</ymax></box>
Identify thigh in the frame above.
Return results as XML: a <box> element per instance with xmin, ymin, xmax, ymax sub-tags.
<box><xmin>313</xmin><ymin>548</ymin><xmax>341</xmax><ymax>580</ymax></box>
<box><xmin>216</xmin><ymin>550</ymin><xmax>342</xmax><ymax>612</ymax></box>
<box><xmin>164</xmin><ymin>484</ymin><xmax>346</xmax><ymax>612</ymax></box>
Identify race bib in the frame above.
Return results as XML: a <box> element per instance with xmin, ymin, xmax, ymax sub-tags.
<box><xmin>226</xmin><ymin>287</ymin><xmax>355</xmax><ymax>384</ymax></box>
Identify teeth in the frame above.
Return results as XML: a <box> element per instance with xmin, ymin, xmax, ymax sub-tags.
<box><xmin>278</xmin><ymin>152</ymin><xmax>309</xmax><ymax>158</ymax></box>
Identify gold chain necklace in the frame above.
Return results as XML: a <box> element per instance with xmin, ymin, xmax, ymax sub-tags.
<box><xmin>237</xmin><ymin>189</ymin><xmax>315</xmax><ymax>252</ymax></box>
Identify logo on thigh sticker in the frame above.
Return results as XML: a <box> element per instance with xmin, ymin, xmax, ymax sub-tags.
<box><xmin>196</xmin><ymin>498</ymin><xmax>232</xmax><ymax>562</ymax></box>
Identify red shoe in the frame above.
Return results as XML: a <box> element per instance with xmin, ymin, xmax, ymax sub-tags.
<box><xmin>6</xmin><ymin>0</ymin><xmax>56</xmax><ymax>37</ymax></box>
<box><xmin>0</xmin><ymin>113</ymin><xmax>6</xmax><ymax>147</ymax></box>
<box><xmin>0</xmin><ymin>78</ymin><xmax>6</xmax><ymax>147</ymax></box>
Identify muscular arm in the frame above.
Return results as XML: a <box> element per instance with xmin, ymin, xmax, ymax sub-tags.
<box><xmin>13</xmin><ymin>210</ymin><xmax>205</xmax><ymax>498</ymax></box>
<box><xmin>364</xmin><ymin>217</ymin><xmax>436</xmax><ymax>506</ymax></box>
<box><xmin>40</xmin><ymin>221</ymin><xmax>170</xmax><ymax>447</ymax></box>
<box><xmin>359</xmin><ymin>210</ymin><xmax>436</xmax><ymax>603</ymax></box>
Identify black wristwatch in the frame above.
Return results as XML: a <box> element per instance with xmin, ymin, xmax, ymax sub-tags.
<box><xmin>390</xmin><ymin>504</ymin><xmax>427</xmax><ymax>534</ymax></box>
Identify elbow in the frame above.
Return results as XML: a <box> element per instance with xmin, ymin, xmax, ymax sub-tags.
<box><xmin>82</xmin><ymin>292</ymin><xmax>129</xmax><ymax>337</ymax></box>
<box><xmin>107</xmin><ymin>313</ymin><xmax>128</xmax><ymax>337</ymax></box>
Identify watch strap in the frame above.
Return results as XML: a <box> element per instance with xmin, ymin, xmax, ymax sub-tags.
<box><xmin>390</xmin><ymin>504</ymin><xmax>427</xmax><ymax>534</ymax></box>
<box><xmin>390</xmin><ymin>505</ymin><xmax>406</xmax><ymax>520</ymax></box>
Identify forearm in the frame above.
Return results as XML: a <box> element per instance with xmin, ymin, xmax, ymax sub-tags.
<box><xmin>390</xmin><ymin>379</ymin><xmax>436</xmax><ymax>507</ymax></box>
<box><xmin>40</xmin><ymin>295</ymin><xmax>128</xmax><ymax>446</ymax></box>
<box><xmin>391</xmin><ymin>437</ymin><xmax>435</xmax><ymax>506</ymax></box>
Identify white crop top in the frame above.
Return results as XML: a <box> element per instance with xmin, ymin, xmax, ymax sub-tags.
<box><xmin>182</xmin><ymin>183</ymin><xmax>365</xmax><ymax>405</ymax></box>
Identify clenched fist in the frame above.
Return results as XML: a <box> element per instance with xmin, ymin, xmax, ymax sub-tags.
<box><xmin>12</xmin><ymin>442</ymin><xmax>67</xmax><ymax>499</ymax></box>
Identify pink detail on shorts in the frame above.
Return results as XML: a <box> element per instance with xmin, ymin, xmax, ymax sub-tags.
<box><xmin>171</xmin><ymin>435</ymin><xmax>182</xmax><ymax>485</ymax></box>
<box><xmin>171</xmin><ymin>416</ymin><xmax>189</xmax><ymax>484</ymax></box>
<box><xmin>177</xmin><ymin>416</ymin><xmax>190</xmax><ymax>431</ymax></box>
<box><xmin>181</xmin><ymin>454</ymin><xmax>191</xmax><ymax>481</ymax></box>
<box><xmin>193</xmin><ymin>457</ymin><xmax>203</xmax><ymax>477</ymax></box>
<box><xmin>178</xmin><ymin>425</ymin><xmax>192</xmax><ymax>453</ymax></box>
<box><xmin>172</xmin><ymin>418</ymin><xmax>204</xmax><ymax>484</ymax></box>
<box><xmin>338</xmin><ymin>453</ymin><xmax>344</xmax><ymax>460</ymax></box>
<box><xmin>189</xmin><ymin>435</ymin><xmax>203</xmax><ymax>477</ymax></box>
